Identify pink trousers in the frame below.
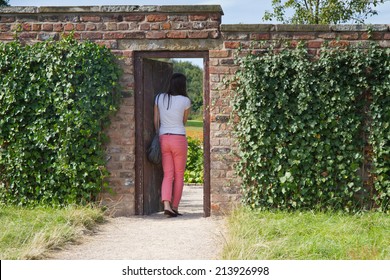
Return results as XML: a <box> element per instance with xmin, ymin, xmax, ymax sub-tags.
<box><xmin>160</xmin><ymin>135</ymin><xmax>188</xmax><ymax>208</ymax></box>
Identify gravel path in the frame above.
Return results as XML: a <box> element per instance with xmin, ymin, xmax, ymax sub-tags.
<box><xmin>49</xmin><ymin>186</ymin><xmax>227</xmax><ymax>260</ymax></box>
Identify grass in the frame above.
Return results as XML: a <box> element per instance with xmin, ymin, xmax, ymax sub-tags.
<box><xmin>222</xmin><ymin>207</ymin><xmax>390</xmax><ymax>260</ymax></box>
<box><xmin>186</xmin><ymin>120</ymin><xmax>203</xmax><ymax>141</ymax></box>
<box><xmin>3</xmin><ymin>200</ymin><xmax>388</xmax><ymax>260</ymax></box>
<box><xmin>0</xmin><ymin>205</ymin><xmax>105</xmax><ymax>260</ymax></box>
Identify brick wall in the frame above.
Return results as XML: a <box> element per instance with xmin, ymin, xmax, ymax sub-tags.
<box><xmin>212</xmin><ymin>23</ymin><xmax>390</xmax><ymax>213</ymax></box>
<box><xmin>1</xmin><ymin>5</ymin><xmax>389</xmax><ymax>215</ymax></box>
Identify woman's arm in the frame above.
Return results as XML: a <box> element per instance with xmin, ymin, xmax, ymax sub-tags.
<box><xmin>154</xmin><ymin>105</ymin><xmax>160</xmax><ymax>131</ymax></box>
<box><xmin>183</xmin><ymin>107</ymin><xmax>190</xmax><ymax>125</ymax></box>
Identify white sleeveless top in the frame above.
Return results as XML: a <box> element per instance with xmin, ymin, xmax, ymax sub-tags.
<box><xmin>155</xmin><ymin>93</ymin><xmax>191</xmax><ymax>135</ymax></box>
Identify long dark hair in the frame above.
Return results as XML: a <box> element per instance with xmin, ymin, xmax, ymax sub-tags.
<box><xmin>163</xmin><ymin>73</ymin><xmax>188</xmax><ymax>109</ymax></box>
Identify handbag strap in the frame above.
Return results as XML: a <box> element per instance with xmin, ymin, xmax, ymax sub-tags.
<box><xmin>155</xmin><ymin>93</ymin><xmax>161</xmax><ymax>134</ymax></box>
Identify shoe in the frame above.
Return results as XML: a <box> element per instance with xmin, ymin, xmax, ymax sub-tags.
<box><xmin>172</xmin><ymin>209</ymin><xmax>183</xmax><ymax>216</ymax></box>
<box><xmin>164</xmin><ymin>209</ymin><xmax>177</xmax><ymax>217</ymax></box>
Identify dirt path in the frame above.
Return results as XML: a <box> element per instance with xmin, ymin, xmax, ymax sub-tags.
<box><xmin>49</xmin><ymin>186</ymin><xmax>227</xmax><ymax>260</ymax></box>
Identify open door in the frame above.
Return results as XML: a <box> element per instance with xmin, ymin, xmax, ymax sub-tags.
<box><xmin>135</xmin><ymin>51</ymin><xmax>210</xmax><ymax>217</ymax></box>
<box><xmin>135</xmin><ymin>58</ymin><xmax>173</xmax><ymax>215</ymax></box>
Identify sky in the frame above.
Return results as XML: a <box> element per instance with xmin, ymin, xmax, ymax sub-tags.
<box><xmin>8</xmin><ymin>0</ymin><xmax>390</xmax><ymax>25</ymax></box>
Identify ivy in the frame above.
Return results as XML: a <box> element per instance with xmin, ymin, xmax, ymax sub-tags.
<box><xmin>0</xmin><ymin>36</ymin><xmax>121</xmax><ymax>206</ymax></box>
<box><xmin>232</xmin><ymin>42</ymin><xmax>389</xmax><ymax>212</ymax></box>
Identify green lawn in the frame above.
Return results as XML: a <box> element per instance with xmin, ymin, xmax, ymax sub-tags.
<box><xmin>187</xmin><ymin>120</ymin><xmax>203</xmax><ymax>127</ymax></box>
<box><xmin>222</xmin><ymin>207</ymin><xmax>390</xmax><ymax>260</ymax></box>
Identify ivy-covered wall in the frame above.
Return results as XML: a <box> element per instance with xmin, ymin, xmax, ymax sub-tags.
<box><xmin>231</xmin><ymin>42</ymin><xmax>389</xmax><ymax>212</ymax></box>
<box><xmin>213</xmin><ymin>24</ymin><xmax>390</xmax><ymax>213</ymax></box>
<box><xmin>0</xmin><ymin>37</ymin><xmax>121</xmax><ymax>206</ymax></box>
<box><xmin>1</xmin><ymin>6</ymin><xmax>389</xmax><ymax>215</ymax></box>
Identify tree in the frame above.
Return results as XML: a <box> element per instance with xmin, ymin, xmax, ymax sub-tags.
<box><xmin>172</xmin><ymin>60</ymin><xmax>203</xmax><ymax>115</ymax></box>
<box><xmin>263</xmin><ymin>0</ymin><xmax>385</xmax><ymax>24</ymax></box>
<box><xmin>0</xmin><ymin>0</ymin><xmax>9</xmax><ymax>6</ymax></box>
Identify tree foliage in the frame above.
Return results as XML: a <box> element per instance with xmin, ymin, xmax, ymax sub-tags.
<box><xmin>0</xmin><ymin>0</ymin><xmax>9</xmax><ymax>7</ymax></box>
<box><xmin>263</xmin><ymin>0</ymin><xmax>385</xmax><ymax>24</ymax></box>
<box><xmin>173</xmin><ymin>60</ymin><xmax>203</xmax><ymax>115</ymax></box>
<box><xmin>232</xmin><ymin>42</ymin><xmax>389</xmax><ymax>212</ymax></box>
<box><xmin>0</xmin><ymin>36</ymin><xmax>121</xmax><ymax>206</ymax></box>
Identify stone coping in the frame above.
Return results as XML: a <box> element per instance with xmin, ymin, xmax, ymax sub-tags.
<box><xmin>0</xmin><ymin>5</ymin><xmax>224</xmax><ymax>14</ymax></box>
<box><xmin>221</xmin><ymin>24</ymin><xmax>390</xmax><ymax>32</ymax></box>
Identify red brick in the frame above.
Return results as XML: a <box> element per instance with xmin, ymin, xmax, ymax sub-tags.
<box><xmin>63</xmin><ymin>32</ymin><xmax>81</xmax><ymax>39</ymax></box>
<box><xmin>189</xmin><ymin>14</ymin><xmax>208</xmax><ymax>21</ymax></box>
<box><xmin>63</xmin><ymin>23</ymin><xmax>74</xmax><ymax>31</ymax></box>
<box><xmin>293</xmin><ymin>33</ymin><xmax>316</xmax><ymax>40</ymax></box>
<box><xmin>361</xmin><ymin>32</ymin><xmax>370</xmax><ymax>40</ymax></box>
<box><xmin>340</xmin><ymin>32</ymin><xmax>359</xmax><ymax>40</ymax></box>
<box><xmin>146</xmin><ymin>31</ymin><xmax>166</xmax><ymax>39</ymax></box>
<box><xmin>82</xmin><ymin>32</ymin><xmax>103</xmax><ymax>40</ymax></box>
<box><xmin>369</xmin><ymin>32</ymin><xmax>384</xmax><ymax>40</ymax></box>
<box><xmin>166</xmin><ymin>31</ymin><xmax>186</xmax><ymax>39</ymax></box>
<box><xmin>139</xmin><ymin>23</ymin><xmax>150</xmax><ymax>30</ymax></box>
<box><xmin>76</xmin><ymin>23</ymin><xmax>85</xmax><ymax>31</ymax></box>
<box><xmin>209</xmin><ymin>66</ymin><xmax>231</xmax><ymax>74</ymax></box>
<box><xmin>162</xmin><ymin>22</ymin><xmax>171</xmax><ymax>30</ymax></box>
<box><xmin>250</xmin><ymin>33</ymin><xmax>270</xmax><ymax>40</ymax></box>
<box><xmin>151</xmin><ymin>23</ymin><xmax>160</xmax><ymax>30</ymax></box>
<box><xmin>22</xmin><ymin>23</ymin><xmax>31</xmax><ymax>31</ymax></box>
<box><xmin>80</xmin><ymin>16</ymin><xmax>101</xmax><ymax>22</ymax></box>
<box><xmin>117</xmin><ymin>23</ymin><xmax>129</xmax><ymax>30</ymax></box>
<box><xmin>168</xmin><ymin>15</ymin><xmax>188</xmax><ymax>21</ymax></box>
<box><xmin>384</xmin><ymin>33</ymin><xmax>390</xmax><ymax>40</ymax></box>
<box><xmin>188</xmin><ymin>31</ymin><xmax>209</xmax><ymax>39</ymax></box>
<box><xmin>146</xmin><ymin>15</ymin><xmax>167</xmax><ymax>22</ymax></box>
<box><xmin>123</xmin><ymin>15</ymin><xmax>144</xmax><ymax>22</ymax></box>
<box><xmin>329</xmin><ymin>40</ymin><xmax>350</xmax><ymax>48</ymax></box>
<box><xmin>106</xmin><ymin>22</ymin><xmax>117</xmax><ymax>31</ymax></box>
<box><xmin>0</xmin><ymin>24</ymin><xmax>10</xmax><ymax>32</ymax></box>
<box><xmin>307</xmin><ymin>40</ymin><xmax>323</xmax><ymax>48</ymax></box>
<box><xmin>32</xmin><ymin>24</ymin><xmax>41</xmax><ymax>31</ymax></box>
<box><xmin>53</xmin><ymin>24</ymin><xmax>62</xmax><ymax>32</ymax></box>
<box><xmin>42</xmin><ymin>23</ymin><xmax>53</xmax><ymax>31</ymax></box>
<box><xmin>318</xmin><ymin>32</ymin><xmax>336</xmax><ymax>39</ymax></box>
<box><xmin>209</xmin><ymin>50</ymin><xmax>230</xmax><ymax>58</ymax></box>
<box><xmin>0</xmin><ymin>16</ymin><xmax>15</xmax><ymax>23</ymax></box>
<box><xmin>0</xmin><ymin>32</ymin><xmax>14</xmax><ymax>40</ymax></box>
<box><xmin>86</xmin><ymin>23</ymin><xmax>96</xmax><ymax>31</ymax></box>
<box><xmin>104</xmin><ymin>32</ymin><xmax>125</xmax><ymax>39</ymax></box>
<box><xmin>123</xmin><ymin>32</ymin><xmax>145</xmax><ymax>39</ymax></box>
<box><xmin>224</xmin><ymin>41</ymin><xmax>241</xmax><ymax>49</ymax></box>
<box><xmin>18</xmin><ymin>32</ymin><xmax>37</xmax><ymax>39</ymax></box>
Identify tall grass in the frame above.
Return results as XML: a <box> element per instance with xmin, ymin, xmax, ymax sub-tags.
<box><xmin>222</xmin><ymin>207</ymin><xmax>390</xmax><ymax>260</ymax></box>
<box><xmin>0</xmin><ymin>205</ymin><xmax>105</xmax><ymax>259</ymax></box>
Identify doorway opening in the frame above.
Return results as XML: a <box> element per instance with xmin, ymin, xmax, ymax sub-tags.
<box><xmin>134</xmin><ymin>51</ymin><xmax>210</xmax><ymax>217</ymax></box>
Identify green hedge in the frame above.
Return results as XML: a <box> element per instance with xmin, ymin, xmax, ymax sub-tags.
<box><xmin>184</xmin><ymin>137</ymin><xmax>204</xmax><ymax>184</ymax></box>
<box><xmin>0</xmin><ymin>36</ymin><xmax>121</xmax><ymax>206</ymax></box>
<box><xmin>232</xmin><ymin>42</ymin><xmax>389</xmax><ymax>212</ymax></box>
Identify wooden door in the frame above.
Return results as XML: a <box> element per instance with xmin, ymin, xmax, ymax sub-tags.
<box><xmin>141</xmin><ymin>59</ymin><xmax>173</xmax><ymax>215</ymax></box>
<box><xmin>135</xmin><ymin>51</ymin><xmax>210</xmax><ymax>217</ymax></box>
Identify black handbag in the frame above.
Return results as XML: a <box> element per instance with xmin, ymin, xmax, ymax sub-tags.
<box><xmin>147</xmin><ymin>95</ymin><xmax>162</xmax><ymax>164</ymax></box>
<box><xmin>147</xmin><ymin>131</ymin><xmax>161</xmax><ymax>164</ymax></box>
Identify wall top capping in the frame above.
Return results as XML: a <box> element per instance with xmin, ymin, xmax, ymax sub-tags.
<box><xmin>0</xmin><ymin>5</ymin><xmax>224</xmax><ymax>14</ymax></box>
<box><xmin>221</xmin><ymin>24</ymin><xmax>390</xmax><ymax>32</ymax></box>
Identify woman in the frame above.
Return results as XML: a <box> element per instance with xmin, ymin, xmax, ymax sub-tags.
<box><xmin>154</xmin><ymin>73</ymin><xmax>191</xmax><ymax>217</ymax></box>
